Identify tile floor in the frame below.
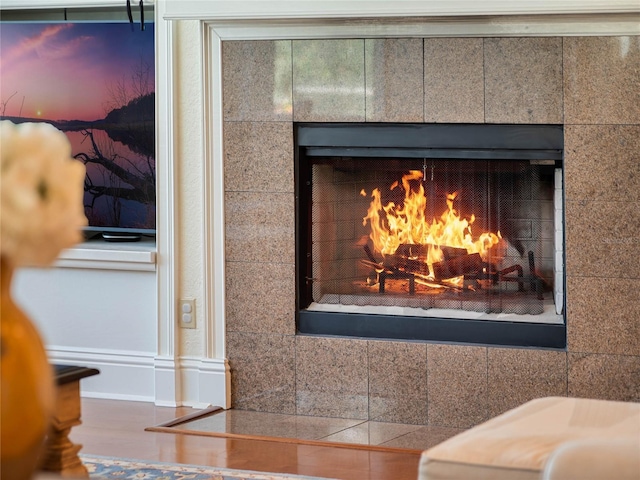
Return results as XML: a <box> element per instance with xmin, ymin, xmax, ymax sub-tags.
<box><xmin>170</xmin><ymin>409</ymin><xmax>464</xmax><ymax>451</ymax></box>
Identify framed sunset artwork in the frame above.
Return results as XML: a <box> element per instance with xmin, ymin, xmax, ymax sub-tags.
<box><xmin>0</xmin><ymin>21</ymin><xmax>156</xmax><ymax>237</ymax></box>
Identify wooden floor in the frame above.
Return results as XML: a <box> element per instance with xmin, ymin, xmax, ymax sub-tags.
<box><xmin>72</xmin><ymin>398</ymin><xmax>422</xmax><ymax>480</ymax></box>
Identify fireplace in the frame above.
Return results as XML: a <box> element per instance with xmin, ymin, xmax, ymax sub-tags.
<box><xmin>296</xmin><ymin>123</ymin><xmax>566</xmax><ymax>348</ymax></box>
<box><xmin>163</xmin><ymin>20</ymin><xmax>640</xmax><ymax>418</ymax></box>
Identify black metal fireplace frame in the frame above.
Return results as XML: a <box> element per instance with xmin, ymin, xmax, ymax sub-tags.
<box><xmin>295</xmin><ymin>123</ymin><xmax>566</xmax><ymax>349</ymax></box>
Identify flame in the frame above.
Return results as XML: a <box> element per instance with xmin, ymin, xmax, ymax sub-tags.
<box><xmin>362</xmin><ymin>170</ymin><xmax>503</xmax><ymax>279</ymax></box>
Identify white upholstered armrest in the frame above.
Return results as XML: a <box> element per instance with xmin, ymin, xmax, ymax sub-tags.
<box><xmin>541</xmin><ymin>438</ymin><xmax>640</xmax><ymax>480</ymax></box>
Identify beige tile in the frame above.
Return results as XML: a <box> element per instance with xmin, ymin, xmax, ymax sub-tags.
<box><xmin>320</xmin><ymin>421</ymin><xmax>420</xmax><ymax>446</ymax></box>
<box><xmin>224</xmin><ymin>191</ymin><xmax>295</xmax><ymax>264</ymax></box>
<box><xmin>567</xmin><ymin>277</ymin><xmax>640</xmax><ymax>356</ymax></box>
<box><xmin>296</xmin><ymin>390</ymin><xmax>369</xmax><ymax>420</ymax></box>
<box><xmin>368</xmin><ymin>340</ymin><xmax>427</xmax><ymax>425</ymax></box>
<box><xmin>564</xmin><ymin>36</ymin><xmax>640</xmax><ymax>125</ymax></box>
<box><xmin>276</xmin><ymin>414</ymin><xmax>364</xmax><ymax>440</ymax></box>
<box><xmin>369</xmin><ymin>392</ymin><xmax>427</xmax><ymax>425</ymax></box>
<box><xmin>564</xmin><ymin>125</ymin><xmax>640</xmax><ymax>202</ymax></box>
<box><xmin>424</xmin><ymin>38</ymin><xmax>484</xmax><ymax>123</ymax></box>
<box><xmin>222</xmin><ymin>41</ymin><xmax>292</xmax><ymax>121</ymax></box>
<box><xmin>487</xmin><ymin>348</ymin><xmax>567</xmax><ymax>418</ymax></box>
<box><xmin>226</xmin><ymin>261</ymin><xmax>295</xmax><ymax>334</ymax></box>
<box><xmin>565</xmin><ymin>200</ymin><xmax>640</xmax><ymax>278</ymax></box>
<box><xmin>226</xmin><ymin>332</ymin><xmax>296</xmax><ymax>414</ymax></box>
<box><xmin>296</xmin><ymin>336</ymin><xmax>368</xmax><ymax>393</ymax></box>
<box><xmin>223</xmin><ymin>121</ymin><xmax>293</xmax><ymax>193</ymax></box>
<box><xmin>427</xmin><ymin>344</ymin><xmax>488</xmax><ymax>429</ymax></box>
<box><xmin>485</xmin><ymin>37</ymin><xmax>563</xmax><ymax>124</ymax></box>
<box><xmin>380</xmin><ymin>425</ymin><xmax>464</xmax><ymax>450</ymax></box>
<box><xmin>296</xmin><ymin>336</ymin><xmax>369</xmax><ymax>419</ymax></box>
<box><xmin>293</xmin><ymin>39</ymin><xmax>365</xmax><ymax>122</ymax></box>
<box><xmin>175</xmin><ymin>409</ymin><xmax>363</xmax><ymax>440</ymax></box>
<box><xmin>568</xmin><ymin>353</ymin><xmax>640</xmax><ymax>402</ymax></box>
<box><xmin>365</xmin><ymin>38</ymin><xmax>423</xmax><ymax>122</ymax></box>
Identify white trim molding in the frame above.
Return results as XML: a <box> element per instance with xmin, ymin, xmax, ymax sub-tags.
<box><xmin>154</xmin><ymin>0</ymin><xmax>231</xmax><ymax>408</ymax></box>
<box><xmin>47</xmin><ymin>346</ymin><xmax>156</xmax><ymax>403</ymax></box>
<box><xmin>202</xmin><ymin>22</ymin><xmax>228</xmax><ymax>362</ymax></box>
<box><xmin>1</xmin><ymin>0</ymin><xmax>154</xmax><ymax>9</ymax></box>
<box><xmin>48</xmin><ymin>347</ymin><xmax>231</xmax><ymax>407</ymax></box>
<box><xmin>154</xmin><ymin>0</ymin><xmax>183</xmax><ymax>407</ymax></box>
<box><xmin>161</xmin><ymin>0</ymin><xmax>640</xmax><ymax>20</ymax></box>
<box><xmin>153</xmin><ymin>355</ymin><xmax>181</xmax><ymax>407</ymax></box>
<box><xmin>204</xmin><ymin>14</ymin><xmax>640</xmax><ymax>39</ymax></box>
<box><xmin>55</xmin><ymin>240</ymin><xmax>156</xmax><ymax>271</ymax></box>
<box><xmin>179</xmin><ymin>357</ymin><xmax>231</xmax><ymax>409</ymax></box>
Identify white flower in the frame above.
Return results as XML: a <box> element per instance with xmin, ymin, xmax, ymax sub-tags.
<box><xmin>1</xmin><ymin>121</ymin><xmax>88</xmax><ymax>267</ymax></box>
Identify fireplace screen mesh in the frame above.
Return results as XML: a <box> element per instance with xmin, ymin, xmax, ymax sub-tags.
<box><xmin>306</xmin><ymin>157</ymin><xmax>558</xmax><ymax>318</ymax></box>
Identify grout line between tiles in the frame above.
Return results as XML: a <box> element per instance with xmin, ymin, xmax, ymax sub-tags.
<box><xmin>314</xmin><ymin>419</ymin><xmax>370</xmax><ymax>441</ymax></box>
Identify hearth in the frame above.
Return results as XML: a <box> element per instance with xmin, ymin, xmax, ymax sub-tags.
<box><xmin>296</xmin><ymin>123</ymin><xmax>566</xmax><ymax>348</ymax></box>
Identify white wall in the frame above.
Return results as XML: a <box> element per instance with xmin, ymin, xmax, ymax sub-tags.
<box><xmin>12</xmin><ymin>242</ymin><xmax>158</xmax><ymax>402</ymax></box>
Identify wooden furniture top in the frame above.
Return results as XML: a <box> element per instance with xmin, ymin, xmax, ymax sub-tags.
<box><xmin>52</xmin><ymin>364</ymin><xmax>100</xmax><ymax>386</ymax></box>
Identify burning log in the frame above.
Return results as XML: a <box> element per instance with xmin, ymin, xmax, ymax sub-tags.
<box><xmin>394</xmin><ymin>244</ymin><xmax>429</xmax><ymax>258</ymax></box>
<box><xmin>441</xmin><ymin>246</ymin><xmax>468</xmax><ymax>260</ymax></box>
<box><xmin>383</xmin><ymin>244</ymin><xmax>438</xmax><ymax>276</ymax></box>
<box><xmin>359</xmin><ymin>259</ymin><xmax>462</xmax><ymax>293</ymax></box>
<box><xmin>360</xmin><ymin>259</ymin><xmax>388</xmax><ymax>272</ymax></box>
<box><xmin>384</xmin><ymin>255</ymin><xmax>431</xmax><ymax>276</ymax></box>
<box><xmin>361</xmin><ymin>243</ymin><xmax>475</xmax><ymax>289</ymax></box>
<box><xmin>393</xmin><ymin>244</ymin><xmax>468</xmax><ymax>261</ymax></box>
<box><xmin>432</xmin><ymin>253</ymin><xmax>483</xmax><ymax>280</ymax></box>
<box><xmin>363</xmin><ymin>244</ymin><xmax>380</xmax><ymax>264</ymax></box>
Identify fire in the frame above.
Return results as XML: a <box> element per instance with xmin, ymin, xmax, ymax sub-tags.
<box><xmin>361</xmin><ymin>170</ymin><xmax>503</xmax><ymax>280</ymax></box>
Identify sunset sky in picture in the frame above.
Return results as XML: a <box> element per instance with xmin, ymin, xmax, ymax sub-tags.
<box><xmin>0</xmin><ymin>22</ymin><xmax>154</xmax><ymax>122</ymax></box>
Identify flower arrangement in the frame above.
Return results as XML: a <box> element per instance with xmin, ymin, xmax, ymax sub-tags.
<box><xmin>0</xmin><ymin>120</ymin><xmax>87</xmax><ymax>267</ymax></box>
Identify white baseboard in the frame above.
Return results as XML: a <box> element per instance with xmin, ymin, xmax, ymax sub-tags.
<box><xmin>153</xmin><ymin>355</ymin><xmax>181</xmax><ymax>407</ymax></box>
<box><xmin>47</xmin><ymin>346</ymin><xmax>156</xmax><ymax>402</ymax></box>
<box><xmin>179</xmin><ymin>356</ymin><xmax>231</xmax><ymax>409</ymax></box>
<box><xmin>46</xmin><ymin>347</ymin><xmax>231</xmax><ymax>408</ymax></box>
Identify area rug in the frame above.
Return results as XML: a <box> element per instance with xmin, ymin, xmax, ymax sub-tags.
<box><xmin>81</xmin><ymin>455</ymin><xmax>334</xmax><ymax>480</ymax></box>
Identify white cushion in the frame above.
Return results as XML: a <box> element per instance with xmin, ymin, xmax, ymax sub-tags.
<box><xmin>418</xmin><ymin>397</ymin><xmax>640</xmax><ymax>480</ymax></box>
<box><xmin>542</xmin><ymin>438</ymin><xmax>640</xmax><ymax>480</ymax></box>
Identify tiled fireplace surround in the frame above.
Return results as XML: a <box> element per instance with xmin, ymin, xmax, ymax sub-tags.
<box><xmin>222</xmin><ymin>36</ymin><xmax>639</xmax><ymax>429</ymax></box>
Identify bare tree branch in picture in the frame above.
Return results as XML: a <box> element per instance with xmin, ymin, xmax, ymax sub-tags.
<box><xmin>1</xmin><ymin>92</ymin><xmax>18</xmax><ymax>117</ymax></box>
<box><xmin>75</xmin><ymin>129</ymin><xmax>155</xmax><ymax>205</ymax></box>
<box><xmin>102</xmin><ymin>56</ymin><xmax>153</xmax><ymax>116</ymax></box>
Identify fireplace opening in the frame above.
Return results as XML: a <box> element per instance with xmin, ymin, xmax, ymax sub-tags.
<box><xmin>295</xmin><ymin>123</ymin><xmax>566</xmax><ymax>348</ymax></box>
